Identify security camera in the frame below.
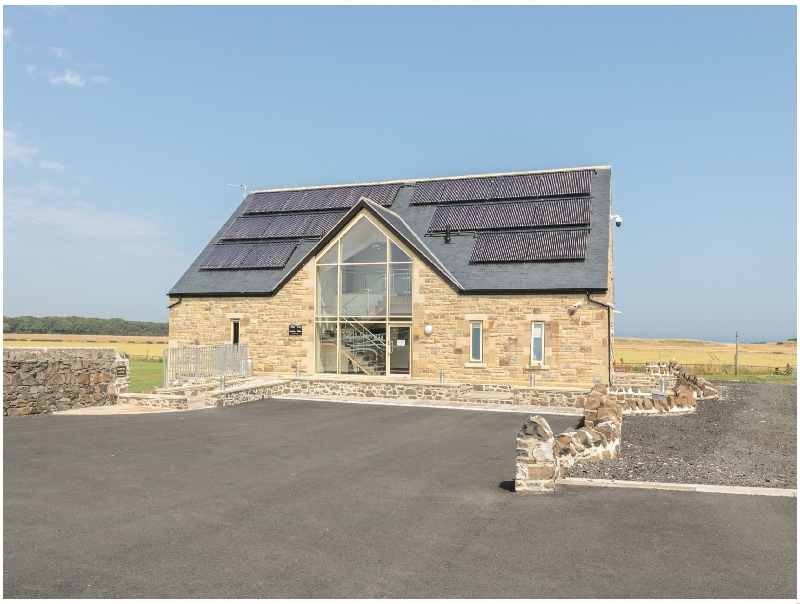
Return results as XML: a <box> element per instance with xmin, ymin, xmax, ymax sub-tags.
<box><xmin>611</xmin><ymin>214</ymin><xmax>622</xmax><ymax>227</ymax></box>
<box><xmin>572</xmin><ymin>301</ymin><xmax>582</xmax><ymax>309</ymax></box>
<box><xmin>614</xmin><ymin>310</ymin><xmax>621</xmax><ymax>314</ymax></box>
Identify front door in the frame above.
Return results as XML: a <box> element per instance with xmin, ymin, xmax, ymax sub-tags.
<box><xmin>388</xmin><ymin>325</ymin><xmax>411</xmax><ymax>375</ymax></box>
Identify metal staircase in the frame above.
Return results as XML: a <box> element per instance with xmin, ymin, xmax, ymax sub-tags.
<box><xmin>339</xmin><ymin>317</ymin><xmax>385</xmax><ymax>375</ymax></box>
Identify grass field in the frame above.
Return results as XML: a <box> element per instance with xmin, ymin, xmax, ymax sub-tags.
<box><xmin>129</xmin><ymin>360</ymin><xmax>164</xmax><ymax>392</ymax></box>
<box><xmin>695</xmin><ymin>373</ymin><xmax>797</xmax><ymax>384</ymax></box>
<box><xmin>615</xmin><ymin>337</ymin><xmax>797</xmax><ymax>370</ymax></box>
<box><xmin>3</xmin><ymin>335</ymin><xmax>167</xmax><ymax>358</ymax></box>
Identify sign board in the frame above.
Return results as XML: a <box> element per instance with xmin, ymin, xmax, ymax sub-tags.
<box><xmin>115</xmin><ymin>365</ymin><xmax>128</xmax><ymax>377</ymax></box>
<box><xmin>396</xmin><ymin>340</ymin><xmax>406</xmax><ymax>347</ymax></box>
<box><xmin>289</xmin><ymin>324</ymin><xmax>303</xmax><ymax>336</ymax></box>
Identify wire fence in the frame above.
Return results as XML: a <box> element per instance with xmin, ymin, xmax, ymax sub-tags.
<box><xmin>618</xmin><ymin>362</ymin><xmax>796</xmax><ymax>376</ymax></box>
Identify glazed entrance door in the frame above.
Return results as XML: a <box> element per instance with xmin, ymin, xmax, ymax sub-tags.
<box><xmin>388</xmin><ymin>325</ymin><xmax>411</xmax><ymax>375</ymax></box>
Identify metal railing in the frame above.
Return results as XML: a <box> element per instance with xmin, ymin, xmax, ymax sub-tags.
<box><xmin>162</xmin><ymin>345</ymin><xmax>250</xmax><ymax>386</ymax></box>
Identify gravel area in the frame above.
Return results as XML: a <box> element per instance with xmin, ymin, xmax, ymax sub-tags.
<box><xmin>564</xmin><ymin>381</ymin><xmax>797</xmax><ymax>489</ymax></box>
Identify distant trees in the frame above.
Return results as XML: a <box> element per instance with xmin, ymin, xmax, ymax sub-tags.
<box><xmin>3</xmin><ymin>316</ymin><xmax>168</xmax><ymax>337</ymax></box>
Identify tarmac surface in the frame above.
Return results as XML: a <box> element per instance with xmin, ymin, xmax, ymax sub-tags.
<box><xmin>4</xmin><ymin>398</ymin><xmax>797</xmax><ymax>598</ymax></box>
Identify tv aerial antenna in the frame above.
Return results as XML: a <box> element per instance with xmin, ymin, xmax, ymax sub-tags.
<box><xmin>227</xmin><ymin>183</ymin><xmax>247</xmax><ymax>199</ymax></box>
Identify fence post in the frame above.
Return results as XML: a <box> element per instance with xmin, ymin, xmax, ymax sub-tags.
<box><xmin>735</xmin><ymin>332</ymin><xmax>739</xmax><ymax>376</ymax></box>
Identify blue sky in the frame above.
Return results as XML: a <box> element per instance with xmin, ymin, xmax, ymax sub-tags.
<box><xmin>3</xmin><ymin>6</ymin><xmax>796</xmax><ymax>342</ymax></box>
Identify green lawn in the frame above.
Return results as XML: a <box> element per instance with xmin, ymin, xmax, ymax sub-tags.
<box><xmin>129</xmin><ymin>359</ymin><xmax>163</xmax><ymax>392</ymax></box>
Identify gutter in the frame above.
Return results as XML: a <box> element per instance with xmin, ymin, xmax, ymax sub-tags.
<box><xmin>167</xmin><ymin>296</ymin><xmax>182</xmax><ymax>309</ymax></box>
<box><xmin>586</xmin><ymin>292</ymin><xmax>613</xmax><ymax>386</ymax></box>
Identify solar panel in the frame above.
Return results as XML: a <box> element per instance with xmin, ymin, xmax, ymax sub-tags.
<box><xmin>260</xmin><ymin>214</ymin><xmax>310</xmax><ymax>238</ymax></box>
<box><xmin>409</xmin><ymin>180</ymin><xmax>446</xmax><ymax>205</ymax></box>
<box><xmin>200</xmin><ymin>242</ymin><xmax>297</xmax><ymax>270</ymax></box>
<box><xmin>240</xmin><ymin>241</ymin><xmax>297</xmax><ymax>268</ymax></box>
<box><xmin>309</xmin><ymin>211</ymin><xmax>345</xmax><ymax>235</ymax></box>
<box><xmin>427</xmin><ymin>198</ymin><xmax>590</xmax><ymax>233</ymax></box>
<box><xmin>221</xmin><ymin>215</ymin><xmax>275</xmax><ymax>239</ymax></box>
<box><xmin>222</xmin><ymin>211</ymin><xmax>346</xmax><ymax>241</ymax></box>
<box><xmin>410</xmin><ymin>170</ymin><xmax>593</xmax><ymax>205</ymax></box>
<box><xmin>200</xmin><ymin>244</ymin><xmax>256</xmax><ymax>269</ymax></box>
<box><xmin>245</xmin><ymin>183</ymin><xmax>400</xmax><ymax>214</ymax></box>
<box><xmin>470</xmin><ymin>230</ymin><xmax>588</xmax><ymax>263</ymax></box>
<box><xmin>246</xmin><ymin>191</ymin><xmax>292</xmax><ymax>213</ymax></box>
<box><xmin>365</xmin><ymin>183</ymin><xmax>402</xmax><ymax>206</ymax></box>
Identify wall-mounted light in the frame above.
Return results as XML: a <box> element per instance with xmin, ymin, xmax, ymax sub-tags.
<box><xmin>424</xmin><ymin>324</ymin><xmax>434</xmax><ymax>336</ymax></box>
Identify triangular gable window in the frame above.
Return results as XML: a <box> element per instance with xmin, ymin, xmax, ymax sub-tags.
<box><xmin>314</xmin><ymin>214</ymin><xmax>413</xmax><ymax>376</ymax></box>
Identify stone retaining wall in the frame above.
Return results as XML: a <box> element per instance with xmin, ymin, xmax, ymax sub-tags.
<box><xmin>118</xmin><ymin>393</ymin><xmax>188</xmax><ymax>409</ymax></box>
<box><xmin>612</xmin><ymin>372</ymin><xmax>678</xmax><ymax>391</ymax></box>
<box><xmin>515</xmin><ymin>363</ymin><xmax>716</xmax><ymax>492</ymax></box>
<box><xmin>210</xmin><ymin>381</ymin><xmax>289</xmax><ymax>407</ymax></box>
<box><xmin>3</xmin><ymin>347</ymin><xmax>128</xmax><ymax>416</ymax></box>
<box><xmin>611</xmin><ymin>360</ymin><xmax>718</xmax><ymax>400</ymax></box>
<box><xmin>286</xmin><ymin>379</ymin><xmax>591</xmax><ymax>407</ymax></box>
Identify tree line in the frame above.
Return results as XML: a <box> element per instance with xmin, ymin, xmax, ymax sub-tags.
<box><xmin>3</xmin><ymin>316</ymin><xmax>168</xmax><ymax>337</ymax></box>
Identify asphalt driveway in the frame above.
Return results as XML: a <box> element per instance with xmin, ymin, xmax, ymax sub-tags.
<box><xmin>4</xmin><ymin>399</ymin><xmax>796</xmax><ymax>598</ymax></box>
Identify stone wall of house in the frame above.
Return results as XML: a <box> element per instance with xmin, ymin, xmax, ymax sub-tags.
<box><xmin>3</xmin><ymin>347</ymin><xmax>127</xmax><ymax>416</ymax></box>
<box><xmin>169</xmin><ymin>239</ymin><xmax>613</xmax><ymax>388</ymax></box>
<box><xmin>411</xmin><ymin>262</ymin><xmax>611</xmax><ymax>386</ymax></box>
<box><xmin>168</xmin><ymin>264</ymin><xmax>316</xmax><ymax>375</ymax></box>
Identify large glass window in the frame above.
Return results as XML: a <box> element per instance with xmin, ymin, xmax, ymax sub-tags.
<box><xmin>314</xmin><ymin>216</ymin><xmax>413</xmax><ymax>375</ymax></box>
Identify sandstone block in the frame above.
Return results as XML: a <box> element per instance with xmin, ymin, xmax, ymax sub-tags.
<box><xmin>526</xmin><ymin>466</ymin><xmax>555</xmax><ymax>479</ymax></box>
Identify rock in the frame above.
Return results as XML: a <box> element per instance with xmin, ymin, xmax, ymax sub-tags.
<box><xmin>576</xmin><ymin>427</ymin><xmax>603</xmax><ymax>447</ymax></box>
<box><xmin>585</xmin><ymin>392</ymin><xmax>604</xmax><ymax>410</ymax></box>
<box><xmin>555</xmin><ymin>434</ymin><xmax>574</xmax><ymax>446</ymax></box>
<box><xmin>526</xmin><ymin>466</ymin><xmax>555</xmax><ymax>479</ymax></box>
<box><xmin>519</xmin><ymin>415</ymin><xmax>554</xmax><ymax>441</ymax></box>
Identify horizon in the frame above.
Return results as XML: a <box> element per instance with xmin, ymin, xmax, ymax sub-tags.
<box><xmin>3</xmin><ymin>6</ymin><xmax>796</xmax><ymax>343</ymax></box>
<box><xmin>2</xmin><ymin>313</ymin><xmax>795</xmax><ymax>345</ymax></box>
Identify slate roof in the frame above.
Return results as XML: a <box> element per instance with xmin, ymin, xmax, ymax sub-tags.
<box><xmin>169</xmin><ymin>166</ymin><xmax>612</xmax><ymax>297</ymax></box>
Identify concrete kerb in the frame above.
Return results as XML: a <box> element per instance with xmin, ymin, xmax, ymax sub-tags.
<box><xmin>271</xmin><ymin>394</ymin><xmax>585</xmax><ymax>416</ymax></box>
<box><xmin>558</xmin><ymin>477</ymin><xmax>798</xmax><ymax>498</ymax></box>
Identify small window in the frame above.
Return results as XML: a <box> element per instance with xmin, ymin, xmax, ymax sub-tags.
<box><xmin>232</xmin><ymin>320</ymin><xmax>240</xmax><ymax>345</ymax></box>
<box><xmin>470</xmin><ymin>322</ymin><xmax>483</xmax><ymax>362</ymax></box>
<box><xmin>531</xmin><ymin>322</ymin><xmax>544</xmax><ymax>363</ymax></box>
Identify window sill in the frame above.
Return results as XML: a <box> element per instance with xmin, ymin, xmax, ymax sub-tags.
<box><xmin>464</xmin><ymin>362</ymin><xmax>488</xmax><ymax>369</ymax></box>
<box><xmin>526</xmin><ymin>364</ymin><xmax>550</xmax><ymax>370</ymax></box>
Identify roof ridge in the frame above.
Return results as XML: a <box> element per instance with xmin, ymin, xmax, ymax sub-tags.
<box><xmin>249</xmin><ymin>165</ymin><xmax>610</xmax><ymax>194</ymax></box>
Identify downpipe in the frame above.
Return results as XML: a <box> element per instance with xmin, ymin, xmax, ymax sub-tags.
<box><xmin>586</xmin><ymin>292</ymin><xmax>614</xmax><ymax>387</ymax></box>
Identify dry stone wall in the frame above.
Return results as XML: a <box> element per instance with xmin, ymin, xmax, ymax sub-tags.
<box><xmin>515</xmin><ymin>363</ymin><xmax>716</xmax><ymax>492</ymax></box>
<box><xmin>3</xmin><ymin>347</ymin><xmax>127</xmax><ymax>416</ymax></box>
<box><xmin>515</xmin><ymin>398</ymin><xmax>622</xmax><ymax>493</ymax></box>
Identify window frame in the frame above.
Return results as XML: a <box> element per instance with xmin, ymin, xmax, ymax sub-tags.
<box><xmin>531</xmin><ymin>321</ymin><xmax>544</xmax><ymax>364</ymax></box>
<box><xmin>231</xmin><ymin>320</ymin><xmax>240</xmax><ymax>345</ymax></box>
<box><xmin>313</xmin><ymin>212</ymin><xmax>414</xmax><ymax>375</ymax></box>
<box><xmin>470</xmin><ymin>321</ymin><xmax>483</xmax><ymax>363</ymax></box>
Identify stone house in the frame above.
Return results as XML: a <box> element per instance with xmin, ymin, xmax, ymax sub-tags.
<box><xmin>169</xmin><ymin>166</ymin><xmax>616</xmax><ymax>387</ymax></box>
